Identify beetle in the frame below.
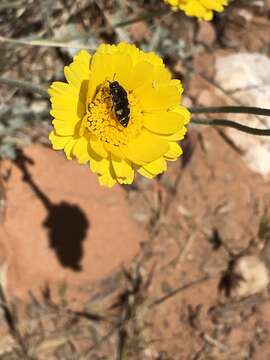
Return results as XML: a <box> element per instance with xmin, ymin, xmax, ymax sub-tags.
<box><xmin>109</xmin><ymin>81</ymin><xmax>130</xmax><ymax>128</ymax></box>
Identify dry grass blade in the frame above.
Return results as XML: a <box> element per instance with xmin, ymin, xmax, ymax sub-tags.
<box><xmin>0</xmin><ymin>284</ymin><xmax>31</xmax><ymax>358</ymax></box>
<box><xmin>148</xmin><ymin>276</ymin><xmax>209</xmax><ymax>308</ymax></box>
<box><xmin>0</xmin><ymin>35</ymin><xmax>95</xmax><ymax>50</ymax></box>
<box><xmin>0</xmin><ymin>77</ymin><xmax>49</xmax><ymax>98</ymax></box>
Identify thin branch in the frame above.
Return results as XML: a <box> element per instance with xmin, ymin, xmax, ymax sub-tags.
<box><xmin>148</xmin><ymin>276</ymin><xmax>209</xmax><ymax>308</ymax></box>
<box><xmin>191</xmin><ymin>118</ymin><xmax>270</xmax><ymax>136</ymax></box>
<box><xmin>0</xmin><ymin>78</ymin><xmax>49</xmax><ymax>99</ymax></box>
<box><xmin>203</xmin><ymin>333</ymin><xmax>228</xmax><ymax>352</ymax></box>
<box><xmin>189</xmin><ymin>106</ymin><xmax>270</xmax><ymax>117</ymax></box>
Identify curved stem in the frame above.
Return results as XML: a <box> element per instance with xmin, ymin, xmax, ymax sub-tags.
<box><xmin>189</xmin><ymin>106</ymin><xmax>270</xmax><ymax>117</ymax></box>
<box><xmin>191</xmin><ymin>118</ymin><xmax>270</xmax><ymax>136</ymax></box>
<box><xmin>0</xmin><ymin>78</ymin><xmax>49</xmax><ymax>99</ymax></box>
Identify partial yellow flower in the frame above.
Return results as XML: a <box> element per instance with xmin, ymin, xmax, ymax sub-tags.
<box><xmin>165</xmin><ymin>0</ymin><xmax>228</xmax><ymax>20</ymax></box>
<box><xmin>49</xmin><ymin>43</ymin><xmax>190</xmax><ymax>187</ymax></box>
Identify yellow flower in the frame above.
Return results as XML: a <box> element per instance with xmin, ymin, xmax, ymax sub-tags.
<box><xmin>49</xmin><ymin>43</ymin><xmax>190</xmax><ymax>187</ymax></box>
<box><xmin>165</xmin><ymin>0</ymin><xmax>228</xmax><ymax>20</ymax></box>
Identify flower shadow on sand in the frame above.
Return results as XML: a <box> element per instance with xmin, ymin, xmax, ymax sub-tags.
<box><xmin>15</xmin><ymin>149</ymin><xmax>89</xmax><ymax>272</ymax></box>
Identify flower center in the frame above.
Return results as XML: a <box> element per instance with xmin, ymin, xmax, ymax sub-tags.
<box><xmin>82</xmin><ymin>82</ymin><xmax>143</xmax><ymax>147</ymax></box>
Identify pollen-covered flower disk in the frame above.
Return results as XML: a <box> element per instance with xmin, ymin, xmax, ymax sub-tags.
<box><xmin>49</xmin><ymin>43</ymin><xmax>190</xmax><ymax>187</ymax></box>
<box><xmin>165</xmin><ymin>0</ymin><xmax>228</xmax><ymax>21</ymax></box>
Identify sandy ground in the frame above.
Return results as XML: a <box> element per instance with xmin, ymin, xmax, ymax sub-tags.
<box><xmin>0</xmin><ymin>0</ymin><xmax>270</xmax><ymax>359</ymax></box>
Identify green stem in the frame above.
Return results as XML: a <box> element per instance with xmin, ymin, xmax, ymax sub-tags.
<box><xmin>189</xmin><ymin>106</ymin><xmax>270</xmax><ymax>117</ymax></box>
<box><xmin>191</xmin><ymin>118</ymin><xmax>270</xmax><ymax>136</ymax></box>
<box><xmin>0</xmin><ymin>78</ymin><xmax>49</xmax><ymax>99</ymax></box>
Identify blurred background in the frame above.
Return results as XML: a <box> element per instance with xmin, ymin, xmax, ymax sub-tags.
<box><xmin>0</xmin><ymin>0</ymin><xmax>270</xmax><ymax>358</ymax></box>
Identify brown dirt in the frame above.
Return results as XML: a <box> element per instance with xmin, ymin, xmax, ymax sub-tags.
<box><xmin>0</xmin><ymin>0</ymin><xmax>270</xmax><ymax>359</ymax></box>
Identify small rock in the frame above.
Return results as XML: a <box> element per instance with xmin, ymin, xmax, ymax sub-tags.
<box><xmin>236</xmin><ymin>9</ymin><xmax>253</xmax><ymax>24</ymax></box>
<box><xmin>177</xmin><ymin>204</ymin><xmax>191</xmax><ymax>218</ymax></box>
<box><xmin>215</xmin><ymin>53</ymin><xmax>270</xmax><ymax>91</ymax></box>
<box><xmin>226</xmin><ymin>255</ymin><xmax>269</xmax><ymax>299</ymax></box>
<box><xmin>30</xmin><ymin>100</ymin><xmax>48</xmax><ymax>113</ymax></box>
<box><xmin>215</xmin><ymin>53</ymin><xmax>270</xmax><ymax>179</ymax></box>
<box><xmin>196</xmin><ymin>22</ymin><xmax>216</xmax><ymax>47</ymax></box>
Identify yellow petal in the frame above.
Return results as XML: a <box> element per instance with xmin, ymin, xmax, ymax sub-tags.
<box><xmin>111</xmin><ymin>156</ymin><xmax>134</xmax><ymax>184</ymax></box>
<box><xmin>144</xmin><ymin>111</ymin><xmax>183</xmax><ymax>135</ymax></box>
<box><xmin>48</xmin><ymin>82</ymin><xmax>78</xmax><ymax>97</ymax></box>
<box><xmin>154</xmin><ymin>66</ymin><xmax>171</xmax><ymax>84</ymax></box>
<box><xmin>127</xmin><ymin>61</ymin><xmax>154</xmax><ymax>90</ymax></box>
<box><xmin>64</xmin><ymin>138</ymin><xmax>77</xmax><ymax>159</ymax></box>
<box><xmin>52</xmin><ymin>119</ymin><xmax>77</xmax><ymax>136</ymax></box>
<box><xmin>89</xmin><ymin>137</ymin><xmax>108</xmax><ymax>158</ymax></box>
<box><xmin>99</xmin><ymin>173</ymin><xmax>117</xmax><ymax>188</ymax></box>
<box><xmin>90</xmin><ymin>157</ymin><xmax>116</xmax><ymax>188</ymax></box>
<box><xmin>50</xmin><ymin>95</ymin><xmax>79</xmax><ymax>110</ymax></box>
<box><xmin>104</xmin><ymin>142</ymin><xmax>124</xmax><ymax>158</ymax></box>
<box><xmin>64</xmin><ymin>50</ymin><xmax>91</xmax><ymax>90</ymax></box>
<box><xmin>122</xmin><ymin>147</ymin><xmax>145</xmax><ymax>166</ymax></box>
<box><xmin>49</xmin><ymin>84</ymin><xmax>86</xmax><ymax>120</ymax></box>
<box><xmin>64</xmin><ymin>66</ymin><xmax>83</xmax><ymax>89</ymax></box>
<box><xmin>164</xmin><ymin>142</ymin><xmax>183</xmax><ymax>161</ymax></box>
<box><xmin>203</xmin><ymin>0</ymin><xmax>227</xmax><ymax>11</ymax></box>
<box><xmin>87</xmin><ymin>51</ymin><xmax>117</xmax><ymax>101</ymax></box>
<box><xmin>160</xmin><ymin>127</ymin><xmax>187</xmax><ymax>141</ymax></box>
<box><xmin>49</xmin><ymin>131</ymin><xmax>71</xmax><ymax>150</ymax></box>
<box><xmin>138</xmin><ymin>157</ymin><xmax>167</xmax><ymax>178</ymax></box>
<box><xmin>125</xmin><ymin>130</ymin><xmax>169</xmax><ymax>163</ymax></box>
<box><xmin>50</xmin><ymin>109</ymin><xmax>80</xmax><ymax>124</ymax></box>
<box><xmin>112</xmin><ymin>53</ymin><xmax>133</xmax><ymax>89</ymax></box>
<box><xmin>169</xmin><ymin>79</ymin><xmax>183</xmax><ymax>94</ymax></box>
<box><xmin>141</xmin><ymin>51</ymin><xmax>164</xmax><ymax>67</ymax></box>
<box><xmin>116</xmin><ymin>42</ymin><xmax>140</xmax><ymax>61</ymax></box>
<box><xmin>50</xmin><ymin>87</ymin><xmax>86</xmax><ymax>121</ymax></box>
<box><xmin>137</xmin><ymin>166</ymin><xmax>155</xmax><ymax>179</ymax></box>
<box><xmin>72</xmin><ymin>136</ymin><xmax>90</xmax><ymax>164</ymax></box>
<box><xmin>138</xmin><ymin>85</ymin><xmax>180</xmax><ymax>111</ymax></box>
<box><xmin>90</xmin><ymin>157</ymin><xmax>107</xmax><ymax>174</ymax></box>
<box><xmin>173</xmin><ymin>105</ymin><xmax>191</xmax><ymax>125</ymax></box>
<box><xmin>78</xmin><ymin>114</ymin><xmax>88</xmax><ymax>136</ymax></box>
<box><xmin>97</xmin><ymin>43</ymin><xmax>118</xmax><ymax>55</ymax></box>
<box><xmin>89</xmin><ymin>53</ymin><xmax>114</xmax><ymax>93</ymax></box>
<box><xmin>144</xmin><ymin>157</ymin><xmax>167</xmax><ymax>174</ymax></box>
<box><xmin>71</xmin><ymin>50</ymin><xmax>91</xmax><ymax>81</ymax></box>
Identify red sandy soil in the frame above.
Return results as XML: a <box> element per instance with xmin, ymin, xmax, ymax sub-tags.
<box><xmin>0</xmin><ymin>145</ymin><xmax>142</xmax><ymax>301</ymax></box>
<box><xmin>0</xmin><ymin>114</ymin><xmax>270</xmax><ymax>360</ymax></box>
